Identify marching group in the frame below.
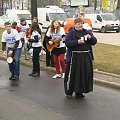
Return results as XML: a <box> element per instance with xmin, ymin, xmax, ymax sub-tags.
<box><xmin>1</xmin><ymin>17</ymin><xmax>97</xmax><ymax>98</ymax></box>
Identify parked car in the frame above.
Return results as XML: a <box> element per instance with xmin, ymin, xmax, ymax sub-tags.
<box><xmin>85</xmin><ymin>13</ymin><xmax>120</xmax><ymax>33</ymax></box>
<box><xmin>0</xmin><ymin>9</ymin><xmax>31</xmax><ymax>27</ymax></box>
<box><xmin>37</xmin><ymin>6</ymin><xmax>67</xmax><ymax>29</ymax></box>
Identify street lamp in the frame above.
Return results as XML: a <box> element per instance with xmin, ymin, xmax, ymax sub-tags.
<box><xmin>31</xmin><ymin>0</ymin><xmax>37</xmax><ymax>20</ymax></box>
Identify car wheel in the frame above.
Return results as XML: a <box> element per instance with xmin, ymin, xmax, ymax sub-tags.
<box><xmin>116</xmin><ymin>30</ymin><xmax>119</xmax><ymax>33</ymax></box>
<box><xmin>101</xmin><ymin>27</ymin><xmax>106</xmax><ymax>33</ymax></box>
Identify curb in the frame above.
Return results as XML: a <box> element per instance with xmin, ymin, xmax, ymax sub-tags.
<box><xmin>0</xmin><ymin>55</ymin><xmax>56</xmax><ymax>72</ymax></box>
<box><xmin>94</xmin><ymin>78</ymin><xmax>120</xmax><ymax>90</ymax></box>
<box><xmin>0</xmin><ymin>55</ymin><xmax>120</xmax><ymax>90</ymax></box>
<box><xmin>94</xmin><ymin>70</ymin><xmax>120</xmax><ymax>78</ymax></box>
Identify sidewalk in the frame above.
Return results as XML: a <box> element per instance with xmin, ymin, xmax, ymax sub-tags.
<box><xmin>0</xmin><ymin>51</ymin><xmax>120</xmax><ymax>90</ymax></box>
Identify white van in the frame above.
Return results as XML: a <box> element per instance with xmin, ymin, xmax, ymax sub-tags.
<box><xmin>85</xmin><ymin>13</ymin><xmax>120</xmax><ymax>33</ymax></box>
<box><xmin>0</xmin><ymin>9</ymin><xmax>31</xmax><ymax>27</ymax></box>
<box><xmin>37</xmin><ymin>6</ymin><xmax>67</xmax><ymax>30</ymax></box>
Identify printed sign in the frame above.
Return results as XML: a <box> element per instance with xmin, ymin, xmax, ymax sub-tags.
<box><xmin>70</xmin><ymin>0</ymin><xmax>89</xmax><ymax>6</ymax></box>
<box><xmin>102</xmin><ymin>0</ymin><xmax>108</xmax><ymax>10</ymax></box>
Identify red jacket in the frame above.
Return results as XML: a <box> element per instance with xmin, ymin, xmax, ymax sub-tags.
<box><xmin>16</xmin><ymin>26</ymin><xmax>30</xmax><ymax>40</ymax></box>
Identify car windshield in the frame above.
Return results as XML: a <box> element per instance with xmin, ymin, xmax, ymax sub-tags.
<box><xmin>49</xmin><ymin>13</ymin><xmax>67</xmax><ymax>21</ymax></box>
<box><xmin>17</xmin><ymin>14</ymin><xmax>31</xmax><ymax>20</ymax></box>
<box><xmin>65</xmin><ymin>10</ymin><xmax>76</xmax><ymax>18</ymax></box>
<box><xmin>101</xmin><ymin>14</ymin><xmax>117</xmax><ymax>21</ymax></box>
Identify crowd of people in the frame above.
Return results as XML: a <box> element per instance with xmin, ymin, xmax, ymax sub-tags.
<box><xmin>1</xmin><ymin>16</ymin><xmax>97</xmax><ymax>99</ymax></box>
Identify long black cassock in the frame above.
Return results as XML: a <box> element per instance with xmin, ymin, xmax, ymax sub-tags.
<box><xmin>64</xmin><ymin>28</ymin><xmax>97</xmax><ymax>95</ymax></box>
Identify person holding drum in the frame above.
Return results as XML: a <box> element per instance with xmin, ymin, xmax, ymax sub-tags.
<box><xmin>1</xmin><ymin>22</ymin><xmax>22</xmax><ymax>81</ymax></box>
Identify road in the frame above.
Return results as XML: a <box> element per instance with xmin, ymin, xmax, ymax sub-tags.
<box><xmin>93</xmin><ymin>31</ymin><xmax>120</xmax><ymax>46</ymax></box>
<box><xmin>0</xmin><ymin>60</ymin><xmax>120</xmax><ymax>120</ymax></box>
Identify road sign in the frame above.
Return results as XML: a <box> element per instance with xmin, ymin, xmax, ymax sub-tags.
<box><xmin>102</xmin><ymin>0</ymin><xmax>108</xmax><ymax>10</ymax></box>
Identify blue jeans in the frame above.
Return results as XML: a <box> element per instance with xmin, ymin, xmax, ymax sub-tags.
<box><xmin>21</xmin><ymin>40</ymin><xmax>28</xmax><ymax>59</ymax></box>
<box><xmin>7</xmin><ymin>48</ymin><xmax>22</xmax><ymax>77</ymax></box>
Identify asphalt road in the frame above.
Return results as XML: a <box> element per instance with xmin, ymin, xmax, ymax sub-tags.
<box><xmin>93</xmin><ymin>31</ymin><xmax>120</xmax><ymax>46</ymax></box>
<box><xmin>0</xmin><ymin>60</ymin><xmax>120</xmax><ymax>120</ymax></box>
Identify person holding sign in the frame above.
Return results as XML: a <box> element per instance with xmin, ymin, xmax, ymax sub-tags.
<box><xmin>45</xmin><ymin>19</ymin><xmax>66</xmax><ymax>79</ymax></box>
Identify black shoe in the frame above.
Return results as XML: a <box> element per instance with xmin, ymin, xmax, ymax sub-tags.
<box><xmin>46</xmin><ymin>64</ymin><xmax>50</xmax><ymax>67</ymax></box>
<box><xmin>9</xmin><ymin>75</ymin><xmax>15</xmax><ymax>80</ymax></box>
<box><xmin>28</xmin><ymin>72</ymin><xmax>35</xmax><ymax>76</ymax></box>
<box><xmin>75</xmin><ymin>93</ymin><xmax>85</xmax><ymax>98</ymax></box>
<box><xmin>66</xmin><ymin>94</ymin><xmax>72</xmax><ymax>99</ymax></box>
<box><xmin>32</xmin><ymin>73</ymin><xmax>40</xmax><ymax>77</ymax></box>
<box><xmin>14</xmin><ymin>76</ymin><xmax>19</xmax><ymax>81</ymax></box>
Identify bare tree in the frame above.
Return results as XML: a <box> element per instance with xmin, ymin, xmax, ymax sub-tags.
<box><xmin>0</xmin><ymin>0</ymin><xmax>3</xmax><ymax>15</ymax></box>
<box><xmin>37</xmin><ymin>0</ymin><xmax>61</xmax><ymax>7</ymax></box>
<box><xmin>113</xmin><ymin>0</ymin><xmax>120</xmax><ymax>20</ymax></box>
<box><xmin>116</xmin><ymin>0</ymin><xmax>120</xmax><ymax>10</ymax></box>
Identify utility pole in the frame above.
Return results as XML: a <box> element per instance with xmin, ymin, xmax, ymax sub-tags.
<box><xmin>31</xmin><ymin>0</ymin><xmax>37</xmax><ymax>20</ymax></box>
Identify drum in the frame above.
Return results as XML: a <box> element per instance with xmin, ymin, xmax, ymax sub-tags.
<box><xmin>7</xmin><ymin>57</ymin><xmax>13</xmax><ymax>63</ymax></box>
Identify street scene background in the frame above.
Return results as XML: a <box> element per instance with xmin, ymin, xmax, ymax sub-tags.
<box><xmin>0</xmin><ymin>0</ymin><xmax>120</xmax><ymax>120</ymax></box>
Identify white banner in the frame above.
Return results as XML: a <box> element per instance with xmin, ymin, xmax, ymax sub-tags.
<box><xmin>70</xmin><ymin>0</ymin><xmax>89</xmax><ymax>6</ymax></box>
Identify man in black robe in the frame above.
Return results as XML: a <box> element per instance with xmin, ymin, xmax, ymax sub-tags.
<box><xmin>64</xmin><ymin>17</ymin><xmax>97</xmax><ymax>98</ymax></box>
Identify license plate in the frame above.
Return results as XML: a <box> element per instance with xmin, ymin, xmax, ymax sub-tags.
<box><xmin>114</xmin><ymin>27</ymin><xmax>118</xmax><ymax>29</ymax></box>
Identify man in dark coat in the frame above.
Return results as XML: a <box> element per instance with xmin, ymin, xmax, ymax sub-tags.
<box><xmin>64</xmin><ymin>17</ymin><xmax>97</xmax><ymax>98</ymax></box>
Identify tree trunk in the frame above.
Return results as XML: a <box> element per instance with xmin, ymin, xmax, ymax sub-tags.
<box><xmin>116</xmin><ymin>0</ymin><xmax>120</xmax><ymax>10</ymax></box>
<box><xmin>37</xmin><ymin>0</ymin><xmax>61</xmax><ymax>7</ymax></box>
